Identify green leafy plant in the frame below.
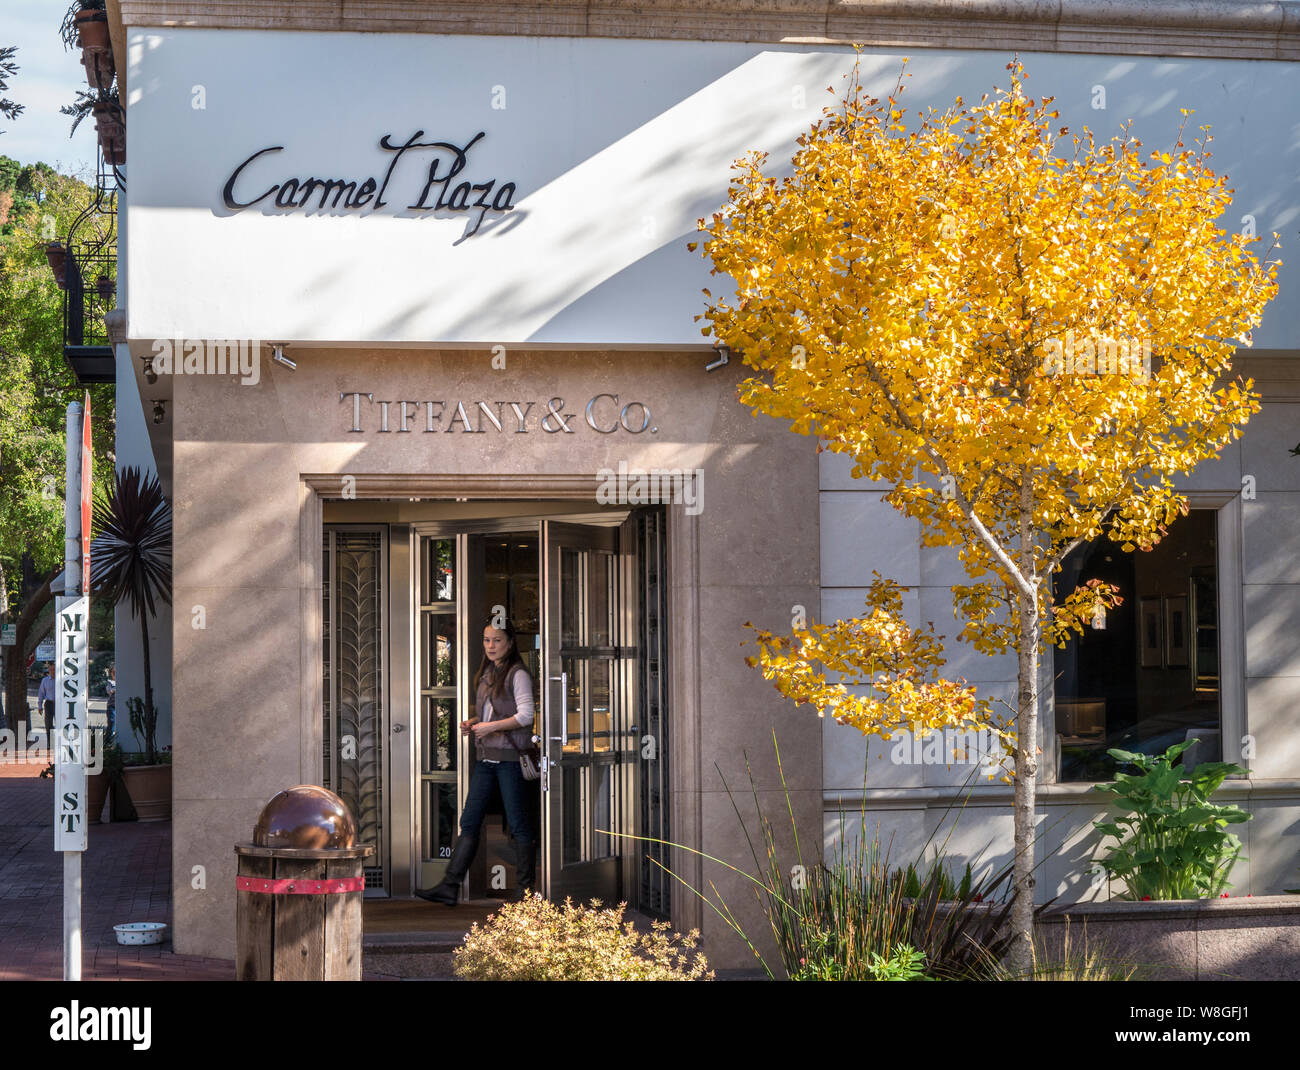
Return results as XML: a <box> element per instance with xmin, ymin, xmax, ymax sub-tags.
<box><xmin>58</xmin><ymin>85</ymin><xmax>116</xmax><ymax>137</ymax></box>
<box><xmin>760</xmin><ymin>811</ymin><xmax>1023</xmax><ymax>981</ymax></box>
<box><xmin>618</xmin><ymin>733</ymin><xmax>1051</xmax><ymax>981</ymax></box>
<box><xmin>899</xmin><ymin>858</ymin><xmax>974</xmax><ymax>901</ymax></box>
<box><xmin>123</xmin><ymin>695</ymin><xmax>162</xmax><ymax>766</ymax></box>
<box><xmin>90</xmin><ymin>467</ymin><xmax>171</xmax><ymax>766</ymax></box>
<box><xmin>865</xmin><ymin>943</ymin><xmax>928</xmax><ymax>981</ymax></box>
<box><xmin>0</xmin><ymin>45</ymin><xmax>22</xmax><ymax>127</ymax></box>
<box><xmin>453</xmin><ymin>896</ymin><xmax>713</xmax><ymax>981</ymax></box>
<box><xmin>793</xmin><ymin>935</ymin><xmax>927</xmax><ymax>981</ymax></box>
<box><xmin>1093</xmin><ymin>739</ymin><xmax>1251</xmax><ymax>900</ymax></box>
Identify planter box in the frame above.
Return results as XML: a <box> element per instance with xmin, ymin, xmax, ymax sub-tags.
<box><xmin>121</xmin><ymin>764</ymin><xmax>171</xmax><ymax>822</ymax></box>
<box><xmin>92</xmin><ymin>100</ymin><xmax>125</xmax><ymax>166</ymax></box>
<box><xmin>86</xmin><ymin>769</ymin><xmax>110</xmax><ymax>825</ymax></box>
<box><xmin>1037</xmin><ymin>896</ymin><xmax>1300</xmax><ymax>980</ymax></box>
<box><xmin>44</xmin><ymin>242</ymin><xmax>68</xmax><ymax>289</ymax></box>
<box><xmin>74</xmin><ymin>9</ymin><xmax>110</xmax><ymax>51</ymax></box>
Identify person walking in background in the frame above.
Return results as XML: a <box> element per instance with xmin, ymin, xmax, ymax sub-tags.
<box><xmin>36</xmin><ymin>662</ymin><xmax>56</xmax><ymax>750</ymax></box>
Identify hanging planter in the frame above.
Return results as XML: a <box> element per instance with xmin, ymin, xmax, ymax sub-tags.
<box><xmin>96</xmin><ymin>273</ymin><xmax>115</xmax><ymax>302</ymax></box>
<box><xmin>80</xmin><ymin>44</ymin><xmax>114</xmax><ymax>92</ymax></box>
<box><xmin>91</xmin><ymin>97</ymin><xmax>120</xmax><ymax>129</ymax></box>
<box><xmin>45</xmin><ymin>241</ymin><xmax>68</xmax><ymax>290</ymax></box>
<box><xmin>75</xmin><ymin>8</ymin><xmax>110</xmax><ymax>49</ymax></box>
<box><xmin>100</xmin><ymin>132</ymin><xmax>125</xmax><ymax>166</ymax></box>
<box><xmin>92</xmin><ymin>98</ymin><xmax>125</xmax><ymax>165</ymax></box>
<box><xmin>76</xmin><ymin>9</ymin><xmax>114</xmax><ymax>89</ymax></box>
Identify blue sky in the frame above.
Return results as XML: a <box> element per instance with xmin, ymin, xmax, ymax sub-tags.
<box><xmin>2</xmin><ymin>0</ymin><xmax>100</xmax><ymax>176</ymax></box>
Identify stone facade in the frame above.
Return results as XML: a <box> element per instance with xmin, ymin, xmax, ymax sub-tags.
<box><xmin>167</xmin><ymin>348</ymin><xmax>821</xmax><ymax>966</ymax></box>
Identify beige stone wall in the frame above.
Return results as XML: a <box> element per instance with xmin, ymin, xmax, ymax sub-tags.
<box><xmin>116</xmin><ymin>0</ymin><xmax>1300</xmax><ymax>60</ymax></box>
<box><xmin>168</xmin><ymin>348</ymin><xmax>821</xmax><ymax>968</ymax></box>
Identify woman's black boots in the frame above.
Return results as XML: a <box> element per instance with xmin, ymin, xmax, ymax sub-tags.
<box><xmin>416</xmin><ymin>834</ymin><xmax>477</xmax><ymax>905</ymax></box>
<box><xmin>512</xmin><ymin>843</ymin><xmax>536</xmax><ymax>900</ymax></box>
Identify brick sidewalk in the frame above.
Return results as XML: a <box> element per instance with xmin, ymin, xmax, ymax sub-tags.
<box><xmin>0</xmin><ymin>762</ymin><xmax>236</xmax><ymax>980</ymax></box>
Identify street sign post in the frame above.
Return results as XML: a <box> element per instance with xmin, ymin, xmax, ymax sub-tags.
<box><xmin>55</xmin><ymin>595</ymin><xmax>89</xmax><ymax>853</ymax></box>
<box><xmin>55</xmin><ymin>397</ymin><xmax>91</xmax><ymax>981</ymax></box>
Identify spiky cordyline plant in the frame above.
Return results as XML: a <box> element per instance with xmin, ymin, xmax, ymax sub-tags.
<box><xmin>59</xmin><ymin>85</ymin><xmax>117</xmax><ymax>137</ymax></box>
<box><xmin>91</xmin><ymin>466</ymin><xmax>171</xmax><ymax>765</ymax></box>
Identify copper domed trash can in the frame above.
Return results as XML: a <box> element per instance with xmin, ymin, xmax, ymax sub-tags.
<box><xmin>235</xmin><ymin>785</ymin><xmax>374</xmax><ymax>981</ymax></box>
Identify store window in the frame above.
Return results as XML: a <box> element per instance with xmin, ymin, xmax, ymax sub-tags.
<box><xmin>1052</xmin><ymin>509</ymin><xmax>1220</xmax><ymax>782</ymax></box>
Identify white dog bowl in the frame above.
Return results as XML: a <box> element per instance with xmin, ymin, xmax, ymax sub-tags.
<box><xmin>114</xmin><ymin>922</ymin><xmax>168</xmax><ymax>946</ymax></box>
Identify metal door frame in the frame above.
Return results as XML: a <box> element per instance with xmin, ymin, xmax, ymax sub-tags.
<box><xmin>410</xmin><ymin>511</ymin><xmax>629</xmax><ymax>901</ymax></box>
<box><xmin>540</xmin><ymin>519</ymin><xmax>631</xmax><ymax>902</ymax></box>
<box><xmin>321</xmin><ymin>523</ymin><xmax>394</xmax><ymax>897</ymax></box>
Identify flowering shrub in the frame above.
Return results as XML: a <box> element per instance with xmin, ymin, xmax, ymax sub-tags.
<box><xmin>452</xmin><ymin>896</ymin><xmax>714</xmax><ymax>981</ymax></box>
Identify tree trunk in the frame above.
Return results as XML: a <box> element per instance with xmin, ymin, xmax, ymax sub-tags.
<box><xmin>139</xmin><ymin>608</ymin><xmax>155</xmax><ymax>765</ymax></box>
<box><xmin>0</xmin><ymin>561</ymin><xmax>7</xmax><ymax>729</ymax></box>
<box><xmin>1009</xmin><ymin>585</ymin><xmax>1041</xmax><ymax>975</ymax></box>
<box><xmin>2</xmin><ymin>572</ymin><xmax>58</xmax><ymax>738</ymax></box>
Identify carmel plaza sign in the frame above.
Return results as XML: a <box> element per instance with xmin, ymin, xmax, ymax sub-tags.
<box><xmin>222</xmin><ymin>129</ymin><xmax>517</xmax><ymax>237</ymax></box>
<box><xmin>340</xmin><ymin>392</ymin><xmax>657</xmax><ymax>434</ymax></box>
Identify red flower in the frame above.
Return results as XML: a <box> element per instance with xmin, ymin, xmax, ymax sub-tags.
<box><xmin>1141</xmin><ymin>896</ymin><xmax>1151</xmax><ymax>901</ymax></box>
<box><xmin>972</xmin><ymin>893</ymin><xmax>983</xmax><ymax>903</ymax></box>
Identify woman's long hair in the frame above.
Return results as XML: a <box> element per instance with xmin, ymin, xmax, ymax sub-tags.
<box><xmin>473</xmin><ymin>617</ymin><xmax>525</xmax><ymax>700</ymax></box>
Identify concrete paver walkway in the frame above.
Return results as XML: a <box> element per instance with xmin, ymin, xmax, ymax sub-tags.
<box><xmin>0</xmin><ymin>761</ymin><xmax>233</xmax><ymax>980</ymax></box>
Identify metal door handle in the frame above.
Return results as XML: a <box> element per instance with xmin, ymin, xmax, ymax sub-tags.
<box><xmin>548</xmin><ymin>672</ymin><xmax>568</xmax><ymax>746</ymax></box>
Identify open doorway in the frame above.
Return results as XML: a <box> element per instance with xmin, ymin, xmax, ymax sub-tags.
<box><xmin>322</xmin><ymin>500</ymin><xmax>669</xmax><ymax>914</ymax></box>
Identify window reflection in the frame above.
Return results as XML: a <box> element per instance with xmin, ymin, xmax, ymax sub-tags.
<box><xmin>1054</xmin><ymin>509</ymin><xmax>1221</xmax><ymax>781</ymax></box>
<box><xmin>423</xmin><ymin>615</ymin><xmax>455</xmax><ymax>689</ymax></box>
<box><xmin>425</xmin><ymin>538</ymin><xmax>454</xmax><ymax>603</ymax></box>
<box><xmin>591</xmin><ymin>659</ymin><xmax>611</xmax><ymax>752</ymax></box>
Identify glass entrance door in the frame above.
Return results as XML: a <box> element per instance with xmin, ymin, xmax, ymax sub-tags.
<box><xmin>541</xmin><ymin>521</ymin><xmax>632</xmax><ymax>901</ymax></box>
<box><xmin>414</xmin><ymin>526</ymin><xmax>542</xmax><ymax>896</ymax></box>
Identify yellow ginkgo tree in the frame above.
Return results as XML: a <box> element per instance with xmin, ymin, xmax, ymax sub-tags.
<box><xmin>693</xmin><ymin>60</ymin><xmax>1280</xmax><ymax>970</ymax></box>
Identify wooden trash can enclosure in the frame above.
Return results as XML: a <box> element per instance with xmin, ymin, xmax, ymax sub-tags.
<box><xmin>235</xmin><ymin>785</ymin><xmax>374</xmax><ymax>981</ymax></box>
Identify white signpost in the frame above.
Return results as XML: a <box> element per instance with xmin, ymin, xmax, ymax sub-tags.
<box><xmin>55</xmin><ymin>596</ymin><xmax>89</xmax><ymax>854</ymax></box>
<box><xmin>55</xmin><ymin>397</ymin><xmax>91</xmax><ymax>981</ymax></box>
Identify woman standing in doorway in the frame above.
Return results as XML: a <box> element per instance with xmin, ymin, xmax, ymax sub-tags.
<box><xmin>418</xmin><ymin>618</ymin><xmax>537</xmax><ymax>905</ymax></box>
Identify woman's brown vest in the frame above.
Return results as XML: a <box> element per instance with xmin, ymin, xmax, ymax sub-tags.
<box><xmin>475</xmin><ymin>662</ymin><xmax>534</xmax><ymax>762</ymax></box>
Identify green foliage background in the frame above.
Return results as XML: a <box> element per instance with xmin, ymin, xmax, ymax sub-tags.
<box><xmin>0</xmin><ymin>154</ymin><xmax>116</xmax><ymax>626</ymax></box>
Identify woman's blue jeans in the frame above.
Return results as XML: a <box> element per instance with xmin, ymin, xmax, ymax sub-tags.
<box><xmin>459</xmin><ymin>759</ymin><xmax>534</xmax><ymax>852</ymax></box>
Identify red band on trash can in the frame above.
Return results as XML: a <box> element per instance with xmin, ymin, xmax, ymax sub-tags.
<box><xmin>236</xmin><ymin>875</ymin><xmax>365</xmax><ymax>895</ymax></box>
